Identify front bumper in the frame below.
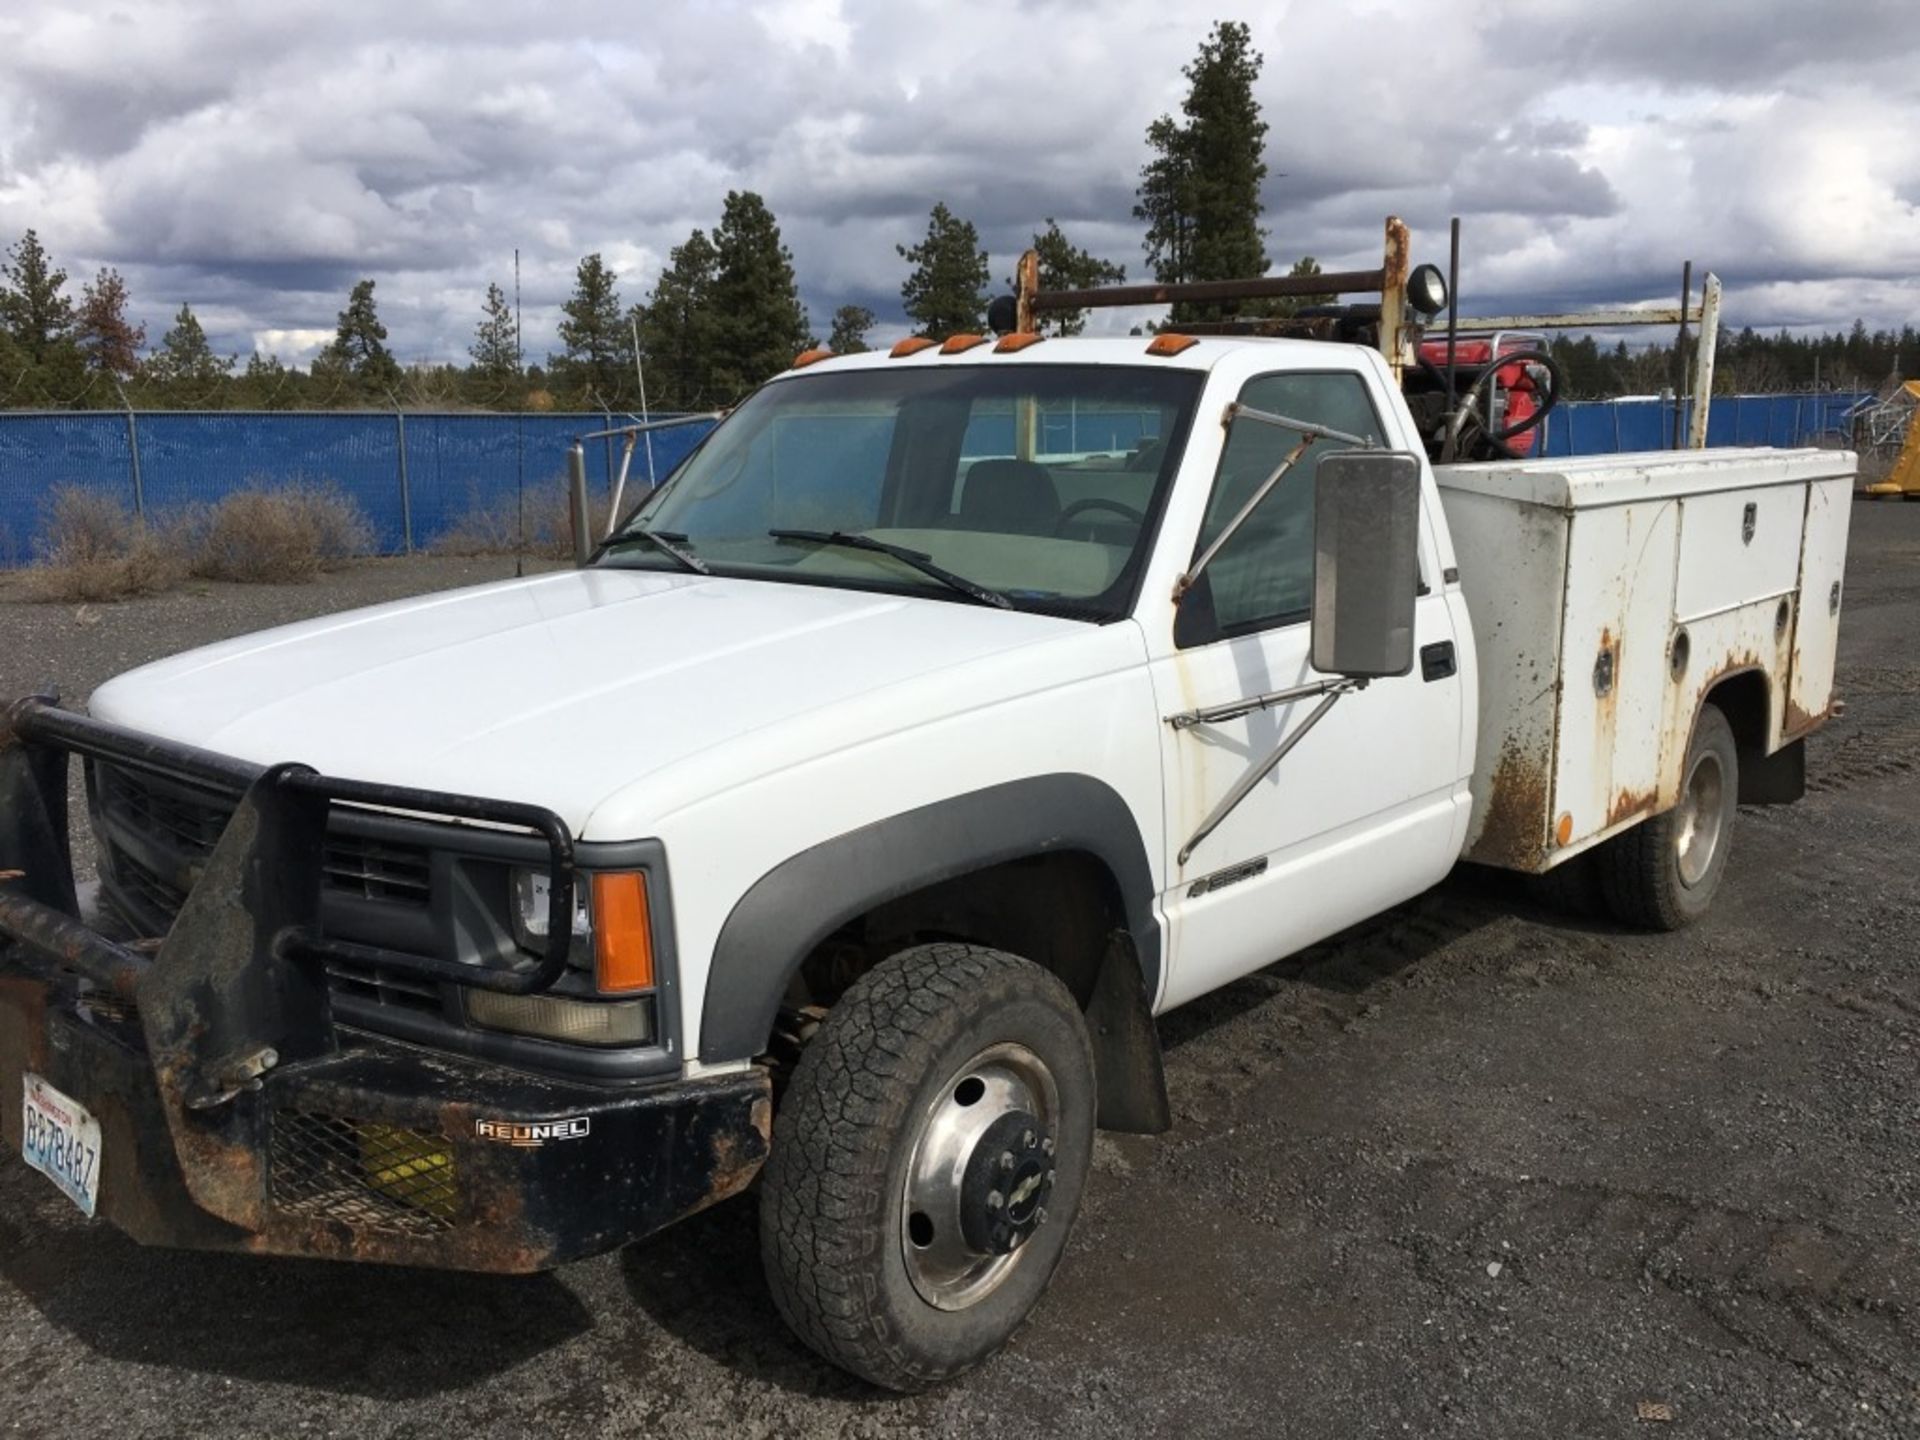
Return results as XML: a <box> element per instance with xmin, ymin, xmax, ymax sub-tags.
<box><xmin>0</xmin><ymin>696</ymin><xmax>770</xmax><ymax>1273</ymax></box>
<box><xmin>0</xmin><ymin>949</ymin><xmax>769</xmax><ymax>1271</ymax></box>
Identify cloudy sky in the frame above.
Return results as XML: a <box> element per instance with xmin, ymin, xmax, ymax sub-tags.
<box><xmin>1</xmin><ymin>0</ymin><xmax>1915</xmax><ymax>367</ymax></box>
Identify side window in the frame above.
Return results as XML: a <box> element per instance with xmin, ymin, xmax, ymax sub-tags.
<box><xmin>1185</xmin><ymin>371</ymin><xmax>1387</xmax><ymax>642</ymax></box>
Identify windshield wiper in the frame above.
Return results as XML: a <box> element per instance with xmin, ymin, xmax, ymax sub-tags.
<box><xmin>768</xmin><ymin>529</ymin><xmax>1011</xmax><ymax>609</ymax></box>
<box><xmin>601</xmin><ymin>527</ymin><xmax>709</xmax><ymax>575</ymax></box>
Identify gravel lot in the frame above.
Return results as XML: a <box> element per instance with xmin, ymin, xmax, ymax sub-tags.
<box><xmin>3</xmin><ymin>509</ymin><xmax>1920</xmax><ymax>1439</ymax></box>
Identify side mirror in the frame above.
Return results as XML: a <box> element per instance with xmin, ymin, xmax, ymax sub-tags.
<box><xmin>1310</xmin><ymin>451</ymin><xmax>1422</xmax><ymax>678</ymax></box>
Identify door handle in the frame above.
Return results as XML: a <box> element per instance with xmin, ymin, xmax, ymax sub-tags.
<box><xmin>1420</xmin><ymin>641</ymin><xmax>1456</xmax><ymax>682</ymax></box>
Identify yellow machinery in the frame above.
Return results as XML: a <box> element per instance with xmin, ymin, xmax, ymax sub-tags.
<box><xmin>1864</xmin><ymin>380</ymin><xmax>1920</xmax><ymax>499</ymax></box>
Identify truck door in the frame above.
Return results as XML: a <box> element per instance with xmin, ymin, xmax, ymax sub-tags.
<box><xmin>1150</xmin><ymin>369</ymin><xmax>1467</xmax><ymax>1010</ymax></box>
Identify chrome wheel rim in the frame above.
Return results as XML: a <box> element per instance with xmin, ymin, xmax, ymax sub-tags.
<box><xmin>1675</xmin><ymin>748</ymin><xmax>1727</xmax><ymax>888</ymax></box>
<box><xmin>900</xmin><ymin>1042</ymin><xmax>1060</xmax><ymax>1311</ymax></box>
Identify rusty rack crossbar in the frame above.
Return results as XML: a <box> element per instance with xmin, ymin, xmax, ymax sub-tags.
<box><xmin>1028</xmin><ymin>267</ymin><xmax>1391</xmax><ymax>314</ymax></box>
<box><xmin>0</xmin><ymin>697</ymin><xmax>579</xmax><ymax>999</ymax></box>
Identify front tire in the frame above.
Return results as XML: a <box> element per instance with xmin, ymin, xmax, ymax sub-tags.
<box><xmin>759</xmin><ymin>942</ymin><xmax>1095</xmax><ymax>1391</ymax></box>
<box><xmin>1599</xmin><ymin>702</ymin><xmax>1739</xmax><ymax>930</ymax></box>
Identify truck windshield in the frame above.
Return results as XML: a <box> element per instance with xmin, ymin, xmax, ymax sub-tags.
<box><xmin>609</xmin><ymin>363</ymin><xmax>1204</xmax><ymax>620</ymax></box>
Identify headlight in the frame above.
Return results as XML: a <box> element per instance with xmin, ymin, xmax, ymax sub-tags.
<box><xmin>506</xmin><ymin>866</ymin><xmax>656</xmax><ymax>999</ymax></box>
<box><xmin>511</xmin><ymin>867</ymin><xmax>592</xmax><ymax>969</ymax></box>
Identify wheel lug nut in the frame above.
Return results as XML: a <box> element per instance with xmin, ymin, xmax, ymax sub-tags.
<box><xmin>999</xmin><ymin>1151</ymin><xmax>1015</xmax><ymax>1173</ymax></box>
<box><xmin>1022</xmin><ymin>1129</ymin><xmax>1036</xmax><ymax>1149</ymax></box>
<box><xmin>1046</xmin><ymin>1168</ymin><xmax>1056</xmax><ymax>1186</ymax></box>
<box><xmin>986</xmin><ymin>1191</ymin><xmax>1004</xmax><ymax>1211</ymax></box>
<box><xmin>1041</xmin><ymin>1137</ymin><xmax>1054</xmax><ymax>1156</ymax></box>
<box><xmin>1034</xmin><ymin>1205</ymin><xmax>1048</xmax><ymax>1226</ymax></box>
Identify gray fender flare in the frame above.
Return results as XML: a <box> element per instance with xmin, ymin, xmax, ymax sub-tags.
<box><xmin>697</xmin><ymin>773</ymin><xmax>1162</xmax><ymax>1066</ymax></box>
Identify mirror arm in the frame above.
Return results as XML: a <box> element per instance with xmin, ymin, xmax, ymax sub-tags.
<box><xmin>1166</xmin><ymin>675</ymin><xmax>1353</xmax><ymax>731</ymax></box>
<box><xmin>1223</xmin><ymin>403</ymin><xmax>1380</xmax><ymax>451</ymax></box>
<box><xmin>1175</xmin><ymin>406</ymin><xmax>1380</xmax><ymax>602</ymax></box>
<box><xmin>1174</xmin><ymin>677</ymin><xmax>1368</xmax><ymax>866</ymax></box>
<box><xmin>1176</xmin><ymin>436</ymin><xmax>1315</xmax><ymax>601</ymax></box>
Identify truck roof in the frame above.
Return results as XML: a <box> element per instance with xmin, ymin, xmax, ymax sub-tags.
<box><xmin>778</xmin><ymin>333</ymin><xmax>1369</xmax><ymax>378</ymax></box>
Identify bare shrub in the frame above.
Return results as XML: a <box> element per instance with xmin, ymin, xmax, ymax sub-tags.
<box><xmin>187</xmin><ymin>485</ymin><xmax>374</xmax><ymax>583</ymax></box>
<box><xmin>22</xmin><ymin>486</ymin><xmax>188</xmax><ymax>602</ymax></box>
<box><xmin>432</xmin><ymin>486</ymin><xmax>612</xmax><ymax>561</ymax></box>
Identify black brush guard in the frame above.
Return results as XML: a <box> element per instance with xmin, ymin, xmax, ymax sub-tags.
<box><xmin>0</xmin><ymin>696</ymin><xmax>769</xmax><ymax>1272</ymax></box>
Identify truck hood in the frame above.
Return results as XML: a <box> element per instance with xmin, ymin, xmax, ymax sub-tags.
<box><xmin>87</xmin><ymin>568</ymin><xmax>1112</xmax><ymax>834</ymax></box>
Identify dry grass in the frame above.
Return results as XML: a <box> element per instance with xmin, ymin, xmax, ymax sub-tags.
<box><xmin>432</xmin><ymin>487</ymin><xmax>616</xmax><ymax>560</ymax></box>
<box><xmin>22</xmin><ymin>483</ymin><xmax>374</xmax><ymax>601</ymax></box>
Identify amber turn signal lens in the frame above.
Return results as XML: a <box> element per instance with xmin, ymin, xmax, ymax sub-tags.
<box><xmin>1145</xmin><ymin>333</ymin><xmax>1199</xmax><ymax>356</ymax></box>
<box><xmin>590</xmin><ymin>872</ymin><xmax>653</xmax><ymax>993</ymax></box>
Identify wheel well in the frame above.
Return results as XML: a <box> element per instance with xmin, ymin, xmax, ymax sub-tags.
<box><xmin>1701</xmin><ymin>666</ymin><xmax>1808</xmax><ymax>806</ymax></box>
<box><xmin>774</xmin><ymin>849</ymin><xmax>1171</xmax><ymax>1135</ymax></box>
<box><xmin>1703</xmin><ymin>669</ymin><xmax>1769</xmax><ymax>756</ymax></box>
<box><xmin>784</xmin><ymin>850</ymin><xmax>1130</xmax><ymax>1014</ymax></box>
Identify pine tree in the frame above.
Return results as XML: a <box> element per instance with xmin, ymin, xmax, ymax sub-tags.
<box><xmin>144</xmin><ymin>304</ymin><xmax>233</xmax><ymax>403</ymax></box>
<box><xmin>1250</xmin><ymin>256</ymin><xmax>1334</xmax><ymax>321</ymax></box>
<box><xmin>636</xmin><ymin>231</ymin><xmax>721</xmax><ymax>410</ymax></box>
<box><xmin>898</xmin><ymin>203</ymin><xmax>989</xmax><ymax>340</ymax></box>
<box><xmin>74</xmin><ymin>268</ymin><xmax>145</xmax><ymax>379</ymax></box>
<box><xmin>235</xmin><ymin>351</ymin><xmax>298</xmax><ymax>409</ymax></box>
<box><xmin>710</xmin><ymin>191</ymin><xmax>811</xmax><ymax>398</ymax></box>
<box><xmin>1016</xmin><ymin>220</ymin><xmax>1125</xmax><ymax>336</ymax></box>
<box><xmin>0</xmin><ymin>229</ymin><xmax>75</xmax><ymax>362</ymax></box>
<box><xmin>1134</xmin><ymin>21</ymin><xmax>1270</xmax><ymax>321</ymax></box>
<box><xmin>469</xmin><ymin>281</ymin><xmax>520</xmax><ymax>383</ymax></box>
<box><xmin>555</xmin><ymin>254</ymin><xmax>629</xmax><ymax>405</ymax></box>
<box><xmin>324</xmin><ymin>279</ymin><xmax>401</xmax><ymax>389</ymax></box>
<box><xmin>828</xmin><ymin>304</ymin><xmax>876</xmax><ymax>353</ymax></box>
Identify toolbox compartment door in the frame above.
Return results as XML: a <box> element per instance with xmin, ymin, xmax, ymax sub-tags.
<box><xmin>1785</xmin><ymin>477</ymin><xmax>1852</xmax><ymax>735</ymax></box>
<box><xmin>1674</xmin><ymin>485</ymin><xmax>1806</xmax><ymax>621</ymax></box>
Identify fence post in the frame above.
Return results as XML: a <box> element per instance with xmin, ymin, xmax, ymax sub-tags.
<box><xmin>393</xmin><ymin>404</ymin><xmax>414</xmax><ymax>554</ymax></box>
<box><xmin>601</xmin><ymin>404</ymin><xmax>614</xmax><ymax>503</ymax></box>
<box><xmin>115</xmin><ymin>383</ymin><xmax>145</xmax><ymax>520</ymax></box>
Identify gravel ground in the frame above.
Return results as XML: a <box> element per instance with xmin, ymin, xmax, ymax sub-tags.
<box><xmin>3</xmin><ymin>510</ymin><xmax>1920</xmax><ymax>1438</ymax></box>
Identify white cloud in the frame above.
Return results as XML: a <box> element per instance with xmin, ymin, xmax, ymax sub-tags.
<box><xmin>0</xmin><ymin>0</ymin><xmax>1911</xmax><ymax>366</ymax></box>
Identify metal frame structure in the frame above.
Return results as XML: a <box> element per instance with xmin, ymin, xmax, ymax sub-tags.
<box><xmin>1012</xmin><ymin>216</ymin><xmax>1726</xmax><ymax>450</ymax></box>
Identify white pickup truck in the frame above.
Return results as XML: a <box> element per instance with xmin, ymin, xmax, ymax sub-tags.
<box><xmin>0</xmin><ymin>330</ymin><xmax>1851</xmax><ymax>1390</ymax></box>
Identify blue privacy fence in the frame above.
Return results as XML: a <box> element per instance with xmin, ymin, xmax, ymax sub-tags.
<box><xmin>0</xmin><ymin>411</ymin><xmax>715</xmax><ymax>566</ymax></box>
<box><xmin>1536</xmin><ymin>391</ymin><xmax>1865</xmax><ymax>458</ymax></box>
<box><xmin>0</xmin><ymin>390</ymin><xmax>1872</xmax><ymax>565</ymax></box>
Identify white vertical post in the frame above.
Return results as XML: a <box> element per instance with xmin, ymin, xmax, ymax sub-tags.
<box><xmin>1687</xmin><ymin>273</ymin><xmax>1722</xmax><ymax>449</ymax></box>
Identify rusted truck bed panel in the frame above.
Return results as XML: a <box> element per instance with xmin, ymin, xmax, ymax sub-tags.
<box><xmin>1436</xmin><ymin>447</ymin><xmax>1857</xmax><ymax>873</ymax></box>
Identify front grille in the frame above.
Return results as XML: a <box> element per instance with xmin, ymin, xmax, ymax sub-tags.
<box><xmin>269</xmin><ymin>1109</ymin><xmax>460</xmax><ymax>1235</ymax></box>
<box><xmin>94</xmin><ymin>763</ymin><xmax>432</xmax><ymax>912</ymax></box>
<box><xmin>91</xmin><ymin>760</ymin><xmax>444</xmax><ymax>1017</ymax></box>
<box><xmin>325</xmin><ymin>957</ymin><xmax>444</xmax><ymax>1015</ymax></box>
<box><xmin>323</xmin><ymin>838</ymin><xmax>431</xmax><ymax>903</ymax></box>
<box><xmin>110</xmin><ymin>844</ymin><xmax>188</xmax><ymax>919</ymax></box>
<box><xmin>96</xmin><ymin>765</ymin><xmax>229</xmax><ymax>853</ymax></box>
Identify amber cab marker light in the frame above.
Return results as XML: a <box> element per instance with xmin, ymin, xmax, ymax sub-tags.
<box><xmin>994</xmin><ymin>333</ymin><xmax>1045</xmax><ymax>354</ymax></box>
<box><xmin>1145</xmin><ymin>333</ymin><xmax>1199</xmax><ymax>356</ymax></box>
<box><xmin>791</xmin><ymin>347</ymin><xmax>834</xmax><ymax>369</ymax></box>
<box><xmin>940</xmin><ymin>333</ymin><xmax>989</xmax><ymax>354</ymax></box>
<box><xmin>890</xmin><ymin>337</ymin><xmax>938</xmax><ymax>358</ymax></box>
<box><xmin>591</xmin><ymin>872</ymin><xmax>654</xmax><ymax>993</ymax></box>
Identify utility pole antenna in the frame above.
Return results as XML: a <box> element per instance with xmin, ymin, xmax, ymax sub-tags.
<box><xmin>631</xmin><ymin>314</ymin><xmax>657</xmax><ymax>489</ymax></box>
<box><xmin>513</xmin><ymin>246</ymin><xmax>525</xmax><ymax>577</ymax></box>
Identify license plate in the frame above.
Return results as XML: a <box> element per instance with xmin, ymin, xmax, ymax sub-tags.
<box><xmin>21</xmin><ymin>1074</ymin><xmax>102</xmax><ymax>1218</ymax></box>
